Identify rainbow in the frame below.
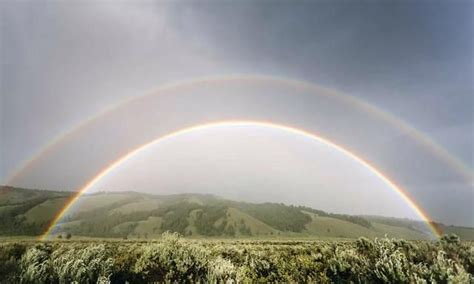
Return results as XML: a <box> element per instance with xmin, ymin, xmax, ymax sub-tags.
<box><xmin>40</xmin><ymin>121</ymin><xmax>442</xmax><ymax>240</ymax></box>
<box><xmin>5</xmin><ymin>75</ymin><xmax>472</xmax><ymax>187</ymax></box>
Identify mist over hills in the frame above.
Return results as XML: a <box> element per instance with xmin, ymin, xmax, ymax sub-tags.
<box><xmin>1</xmin><ymin>186</ymin><xmax>473</xmax><ymax>240</ymax></box>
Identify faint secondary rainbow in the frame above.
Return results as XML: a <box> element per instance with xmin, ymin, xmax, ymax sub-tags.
<box><xmin>40</xmin><ymin>121</ymin><xmax>442</xmax><ymax>240</ymax></box>
<box><xmin>5</xmin><ymin>74</ymin><xmax>472</xmax><ymax>187</ymax></box>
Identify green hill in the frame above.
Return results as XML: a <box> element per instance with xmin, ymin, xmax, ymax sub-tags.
<box><xmin>1</xmin><ymin>186</ymin><xmax>473</xmax><ymax>240</ymax></box>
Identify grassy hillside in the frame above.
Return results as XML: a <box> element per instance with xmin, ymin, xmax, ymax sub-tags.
<box><xmin>0</xmin><ymin>186</ymin><xmax>71</xmax><ymax>235</ymax></box>
<box><xmin>1</xmin><ymin>186</ymin><xmax>473</xmax><ymax>240</ymax></box>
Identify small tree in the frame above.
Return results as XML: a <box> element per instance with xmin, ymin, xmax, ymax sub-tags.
<box><xmin>65</xmin><ymin>233</ymin><xmax>72</xmax><ymax>240</ymax></box>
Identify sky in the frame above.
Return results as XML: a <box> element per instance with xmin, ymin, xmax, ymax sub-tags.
<box><xmin>89</xmin><ymin>124</ymin><xmax>420</xmax><ymax>220</ymax></box>
<box><xmin>1</xmin><ymin>1</ymin><xmax>473</xmax><ymax>225</ymax></box>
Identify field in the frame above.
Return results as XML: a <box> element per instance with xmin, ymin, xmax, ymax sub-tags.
<box><xmin>1</xmin><ymin>233</ymin><xmax>472</xmax><ymax>283</ymax></box>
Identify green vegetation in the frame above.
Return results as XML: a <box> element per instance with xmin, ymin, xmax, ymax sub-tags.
<box><xmin>2</xmin><ymin>186</ymin><xmax>474</xmax><ymax>240</ymax></box>
<box><xmin>0</xmin><ymin>233</ymin><xmax>472</xmax><ymax>283</ymax></box>
<box><xmin>237</xmin><ymin>203</ymin><xmax>311</xmax><ymax>232</ymax></box>
<box><xmin>299</xmin><ymin>206</ymin><xmax>372</xmax><ymax>228</ymax></box>
<box><xmin>1</xmin><ymin>187</ymin><xmax>473</xmax><ymax>281</ymax></box>
<box><xmin>0</xmin><ymin>187</ymin><xmax>71</xmax><ymax>236</ymax></box>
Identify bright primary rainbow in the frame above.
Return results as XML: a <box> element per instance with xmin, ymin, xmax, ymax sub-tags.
<box><xmin>6</xmin><ymin>75</ymin><xmax>472</xmax><ymax>187</ymax></box>
<box><xmin>40</xmin><ymin>120</ymin><xmax>442</xmax><ymax>240</ymax></box>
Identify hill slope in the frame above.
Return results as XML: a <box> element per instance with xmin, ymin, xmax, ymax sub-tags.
<box><xmin>1</xmin><ymin>186</ymin><xmax>473</xmax><ymax>240</ymax></box>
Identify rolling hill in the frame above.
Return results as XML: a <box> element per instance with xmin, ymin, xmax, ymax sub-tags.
<box><xmin>1</xmin><ymin>186</ymin><xmax>473</xmax><ymax>240</ymax></box>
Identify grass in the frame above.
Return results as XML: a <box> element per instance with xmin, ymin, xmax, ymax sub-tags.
<box><xmin>133</xmin><ymin>216</ymin><xmax>163</xmax><ymax>238</ymax></box>
<box><xmin>22</xmin><ymin>197</ymin><xmax>68</xmax><ymax>225</ymax></box>
<box><xmin>109</xmin><ymin>199</ymin><xmax>162</xmax><ymax>214</ymax></box>
<box><xmin>70</xmin><ymin>193</ymin><xmax>134</xmax><ymax>213</ymax></box>
<box><xmin>225</xmin><ymin>207</ymin><xmax>277</xmax><ymax>236</ymax></box>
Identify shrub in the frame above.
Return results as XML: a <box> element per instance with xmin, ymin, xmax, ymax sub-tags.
<box><xmin>133</xmin><ymin>232</ymin><xmax>210</xmax><ymax>282</ymax></box>
<box><xmin>51</xmin><ymin>244</ymin><xmax>113</xmax><ymax>283</ymax></box>
<box><xmin>0</xmin><ymin>233</ymin><xmax>472</xmax><ymax>283</ymax></box>
<box><xmin>20</xmin><ymin>244</ymin><xmax>54</xmax><ymax>283</ymax></box>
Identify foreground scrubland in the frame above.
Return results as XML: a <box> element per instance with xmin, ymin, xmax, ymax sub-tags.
<box><xmin>0</xmin><ymin>233</ymin><xmax>472</xmax><ymax>283</ymax></box>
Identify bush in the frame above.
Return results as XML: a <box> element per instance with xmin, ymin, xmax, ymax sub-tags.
<box><xmin>51</xmin><ymin>244</ymin><xmax>113</xmax><ymax>283</ymax></box>
<box><xmin>0</xmin><ymin>233</ymin><xmax>472</xmax><ymax>283</ymax></box>
<box><xmin>133</xmin><ymin>232</ymin><xmax>210</xmax><ymax>282</ymax></box>
<box><xmin>20</xmin><ymin>244</ymin><xmax>54</xmax><ymax>283</ymax></box>
<box><xmin>0</xmin><ymin>243</ymin><xmax>26</xmax><ymax>283</ymax></box>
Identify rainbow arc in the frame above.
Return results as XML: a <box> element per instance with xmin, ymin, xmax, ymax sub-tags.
<box><xmin>40</xmin><ymin>121</ymin><xmax>442</xmax><ymax>240</ymax></box>
<box><xmin>6</xmin><ymin>75</ymin><xmax>472</xmax><ymax>187</ymax></box>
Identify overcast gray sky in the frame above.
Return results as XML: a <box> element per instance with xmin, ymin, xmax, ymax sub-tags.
<box><xmin>1</xmin><ymin>0</ymin><xmax>472</xmax><ymax>225</ymax></box>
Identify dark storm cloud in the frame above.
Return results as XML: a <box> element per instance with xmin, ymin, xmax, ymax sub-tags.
<box><xmin>168</xmin><ymin>0</ymin><xmax>473</xmax><ymax>152</ymax></box>
<box><xmin>169</xmin><ymin>1</ymin><xmax>472</xmax><ymax>86</ymax></box>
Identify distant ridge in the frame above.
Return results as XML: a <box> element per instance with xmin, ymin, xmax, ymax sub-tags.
<box><xmin>1</xmin><ymin>186</ymin><xmax>473</xmax><ymax>240</ymax></box>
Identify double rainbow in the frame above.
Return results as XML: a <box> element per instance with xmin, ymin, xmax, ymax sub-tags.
<box><xmin>6</xmin><ymin>75</ymin><xmax>472</xmax><ymax>186</ymax></box>
<box><xmin>2</xmin><ymin>74</ymin><xmax>463</xmax><ymax>239</ymax></box>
